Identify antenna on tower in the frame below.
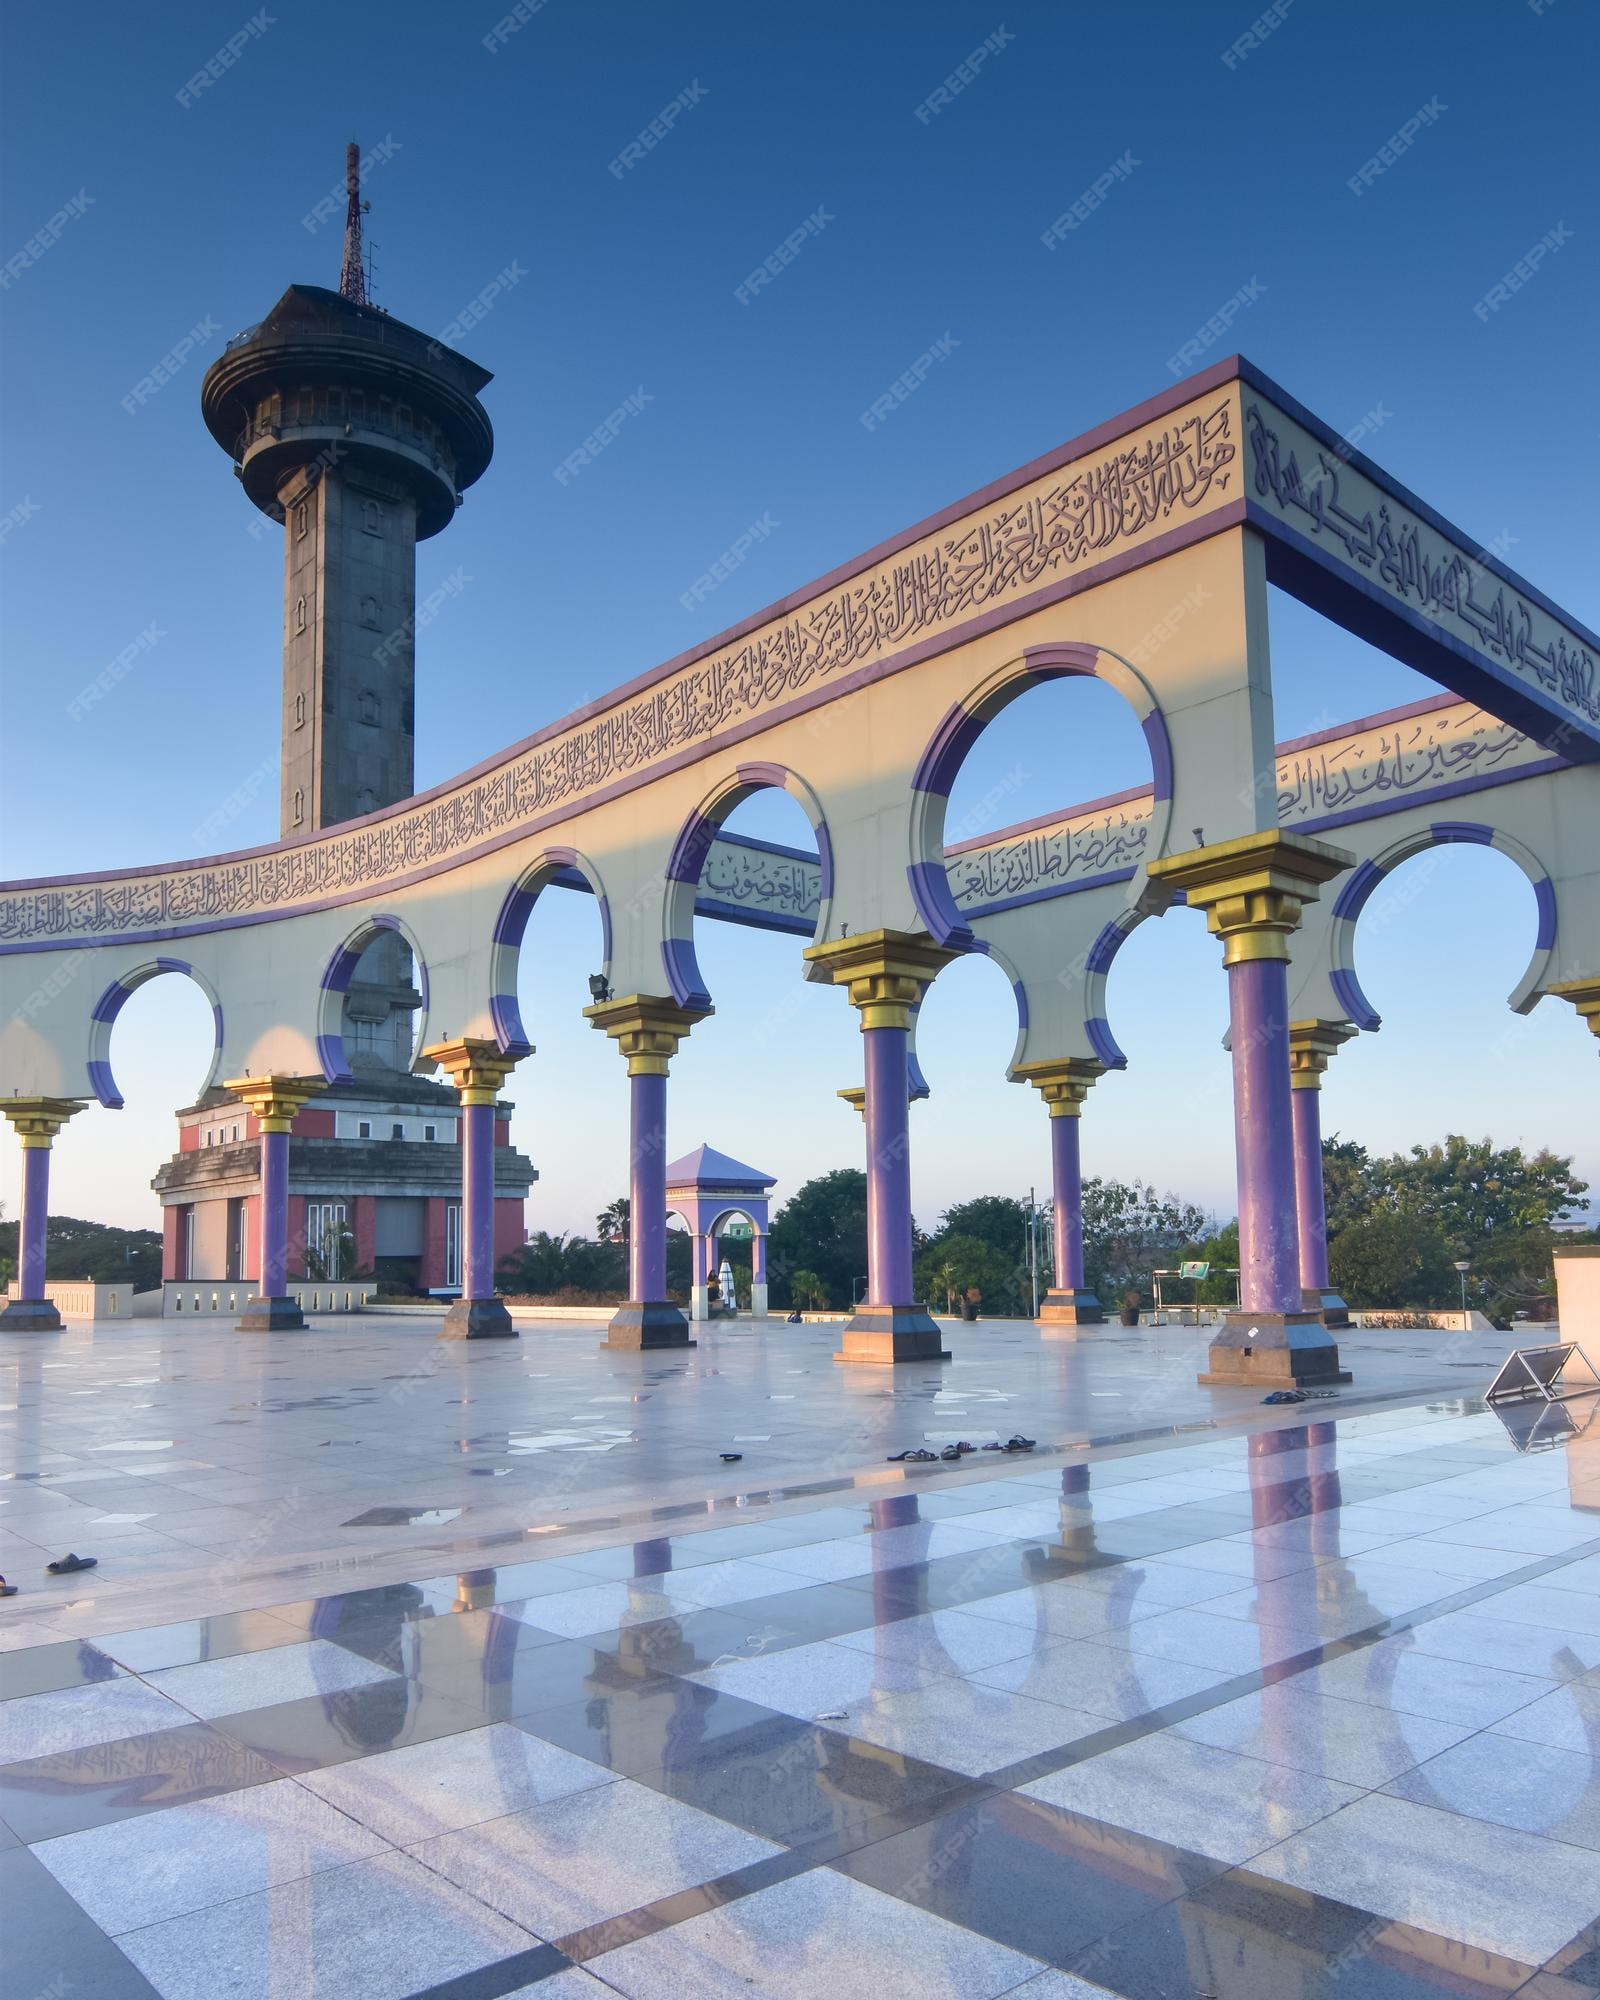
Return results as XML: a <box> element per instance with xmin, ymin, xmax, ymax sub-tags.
<box><xmin>339</xmin><ymin>140</ymin><xmax>369</xmax><ymax>306</ymax></box>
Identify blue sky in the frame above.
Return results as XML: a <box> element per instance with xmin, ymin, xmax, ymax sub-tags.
<box><xmin>2</xmin><ymin>0</ymin><xmax>1595</xmax><ymax>1238</ymax></box>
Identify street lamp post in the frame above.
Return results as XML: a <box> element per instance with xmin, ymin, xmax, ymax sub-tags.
<box><xmin>1454</xmin><ymin>1258</ymin><xmax>1471</xmax><ymax>1320</ymax></box>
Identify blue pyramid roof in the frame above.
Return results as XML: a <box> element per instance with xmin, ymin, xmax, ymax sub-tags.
<box><xmin>664</xmin><ymin>1144</ymin><xmax>776</xmax><ymax>1190</ymax></box>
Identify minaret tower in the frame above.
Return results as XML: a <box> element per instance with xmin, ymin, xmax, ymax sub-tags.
<box><xmin>200</xmin><ymin>142</ymin><xmax>494</xmax><ymax>840</ymax></box>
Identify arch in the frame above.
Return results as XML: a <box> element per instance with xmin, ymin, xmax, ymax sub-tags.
<box><xmin>660</xmin><ymin>763</ymin><xmax>833</xmax><ymax>1010</ymax></box>
<box><xmin>316</xmin><ymin>912</ymin><xmax>432</xmax><ymax>1084</ymax></box>
<box><xmin>914</xmin><ymin>941</ymin><xmax>1032</xmax><ymax>1086</ymax></box>
<box><xmin>1078</xmin><ymin>909</ymin><xmax>1150</xmax><ymax>1071</ymax></box>
<box><xmin>87</xmin><ymin>959</ymin><xmax>225</xmax><ymax>1109</ymax></box>
<box><xmin>703</xmin><ymin>1203</ymin><xmax>764</xmax><ymax>1241</ymax></box>
<box><xmin>1329</xmin><ymin>821</ymin><xmax>1557</xmax><ymax>1031</ymax></box>
<box><xmin>907</xmin><ymin>641</ymin><xmax>1174</xmax><ymax>948</ymax></box>
<box><xmin>488</xmin><ymin>847</ymin><xmax>612</xmax><ymax>1058</ymax></box>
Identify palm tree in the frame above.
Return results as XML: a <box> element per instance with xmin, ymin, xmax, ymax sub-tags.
<box><xmin>596</xmin><ymin>1196</ymin><xmax>630</xmax><ymax>1247</ymax></box>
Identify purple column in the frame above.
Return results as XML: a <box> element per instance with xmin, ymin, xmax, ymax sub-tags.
<box><xmin>461</xmin><ymin>1100</ymin><xmax>496</xmax><ymax>1301</ymax></box>
<box><xmin>863</xmin><ymin>1023</ymin><xmax>913</xmax><ymax>1305</ymax></box>
<box><xmin>18</xmin><ymin>1145</ymin><xmax>50</xmax><ymax>1301</ymax></box>
<box><xmin>630</xmin><ymin>1069</ymin><xmax>668</xmax><ymax>1301</ymax></box>
<box><xmin>1051</xmin><ymin>1115</ymin><xmax>1084</xmax><ymax>1290</ymax></box>
<box><xmin>258</xmin><ymin>1128</ymin><xmax>290</xmax><ymax>1298</ymax></box>
<box><xmin>1292</xmin><ymin>1087</ymin><xmax>1330</xmax><ymax>1293</ymax></box>
<box><xmin>1227</xmin><ymin>957</ymin><xmax>1302</xmax><ymax>1315</ymax></box>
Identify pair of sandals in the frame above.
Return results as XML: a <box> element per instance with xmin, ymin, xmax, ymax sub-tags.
<box><xmin>887</xmin><ymin>1434</ymin><xmax>1036</xmax><ymax>1464</ymax></box>
<box><xmin>1261</xmin><ymin>1389</ymin><xmax>1339</xmax><ymax>1406</ymax></box>
<box><xmin>0</xmin><ymin>1552</ymin><xmax>97</xmax><ymax>1598</ymax></box>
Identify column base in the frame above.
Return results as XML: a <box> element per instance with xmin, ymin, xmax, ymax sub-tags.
<box><xmin>834</xmin><ymin>1304</ymin><xmax>951</xmax><ymax>1366</ymax></box>
<box><xmin>689</xmin><ymin>1285</ymin><xmax>709</xmax><ymax>1323</ymax></box>
<box><xmin>1301</xmin><ymin>1286</ymin><xmax>1350</xmax><ymax>1328</ymax></box>
<box><xmin>1198</xmin><ymin>1310</ymin><xmax>1351</xmax><ymax>1387</ymax></box>
<box><xmin>603</xmin><ymin>1300</ymin><xmax>696</xmax><ymax>1350</ymax></box>
<box><xmin>751</xmin><ymin>1283</ymin><xmax>769</xmax><ymax>1320</ymax></box>
<box><xmin>0</xmin><ymin>1299</ymin><xmax>62</xmax><ymax>1332</ymax></box>
<box><xmin>440</xmin><ymin>1297</ymin><xmax>517</xmax><ymax>1340</ymax></box>
<box><xmin>236</xmin><ymin>1296</ymin><xmax>306</xmax><ymax>1332</ymax></box>
<box><xmin>1038</xmin><ymin>1288</ymin><xmax>1104</xmax><ymax>1330</ymax></box>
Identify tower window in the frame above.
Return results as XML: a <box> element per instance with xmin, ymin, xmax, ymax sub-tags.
<box><xmin>292</xmin><ymin>787</ymin><xmax>305</xmax><ymax>826</ymax></box>
<box><xmin>361</xmin><ymin>498</ymin><xmax>383</xmax><ymax>537</ymax></box>
<box><xmin>391</xmin><ymin>1123</ymin><xmax>405</xmax><ymax>1141</ymax></box>
<box><xmin>358</xmin><ymin>689</ymin><xmax>380</xmax><ymax>725</ymax></box>
<box><xmin>360</xmin><ymin>596</ymin><xmax>380</xmax><ymax>631</ymax></box>
<box><xmin>424</xmin><ymin>1124</ymin><xmax>436</xmax><ymax>1142</ymax></box>
<box><xmin>295</xmin><ymin>501</ymin><xmax>308</xmax><ymax>540</ymax></box>
<box><xmin>358</xmin><ymin>1120</ymin><xmax>371</xmax><ymax>1138</ymax></box>
<box><xmin>294</xmin><ymin>692</ymin><xmax>306</xmax><ymax>729</ymax></box>
<box><xmin>294</xmin><ymin>595</ymin><xmax>307</xmax><ymax>634</ymax></box>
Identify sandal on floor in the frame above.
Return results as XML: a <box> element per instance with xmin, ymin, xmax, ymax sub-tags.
<box><xmin>940</xmin><ymin>1444</ymin><xmax>963</xmax><ymax>1460</ymax></box>
<box><xmin>720</xmin><ymin>1452</ymin><xmax>743</xmax><ymax>1463</ymax></box>
<box><xmin>888</xmin><ymin>1448</ymin><xmax>937</xmax><ymax>1463</ymax></box>
<box><xmin>1004</xmin><ymin>1435</ymin><xmax>1036</xmax><ymax>1452</ymax></box>
<box><xmin>45</xmin><ymin>1554</ymin><xmax>97</xmax><ymax>1574</ymax></box>
<box><xmin>0</xmin><ymin>1577</ymin><xmax>16</xmax><ymax>1597</ymax></box>
<box><xmin>980</xmin><ymin>1441</ymin><xmax>1004</xmax><ymax>1451</ymax></box>
<box><xmin>954</xmin><ymin>1441</ymin><xmax>977</xmax><ymax>1454</ymax></box>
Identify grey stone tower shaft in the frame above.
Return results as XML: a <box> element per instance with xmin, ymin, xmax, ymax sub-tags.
<box><xmin>200</xmin><ymin>283</ymin><xmax>493</xmax><ymax>839</ymax></box>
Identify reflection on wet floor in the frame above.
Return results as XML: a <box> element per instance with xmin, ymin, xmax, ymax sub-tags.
<box><xmin>5</xmin><ymin>1390</ymin><xmax>1600</xmax><ymax>1999</ymax></box>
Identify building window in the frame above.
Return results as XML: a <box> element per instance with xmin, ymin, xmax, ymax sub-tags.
<box><xmin>423</xmin><ymin>1125</ymin><xmax>436</xmax><ymax>1142</ymax></box>
<box><xmin>358</xmin><ymin>1120</ymin><xmax>371</xmax><ymax>1139</ymax></box>
<box><xmin>206</xmin><ymin>1130</ymin><xmax>213</xmax><ymax>1146</ymax></box>
<box><xmin>292</xmin><ymin>787</ymin><xmax>305</xmax><ymax>826</ymax></box>
<box><xmin>294</xmin><ymin>595</ymin><xmax>307</xmax><ymax>634</ymax></box>
<box><xmin>358</xmin><ymin>688</ymin><xmax>379</xmax><ymax>725</ymax></box>
<box><xmin>295</xmin><ymin>500</ymin><xmax>308</xmax><ymax>540</ymax></box>
<box><xmin>232</xmin><ymin>1124</ymin><xmax>240</xmax><ymax>1142</ymax></box>
<box><xmin>294</xmin><ymin>691</ymin><xmax>306</xmax><ymax>730</ymax></box>
<box><xmin>445</xmin><ymin>1202</ymin><xmax>462</xmax><ymax>1290</ymax></box>
<box><xmin>360</xmin><ymin>596</ymin><xmax>380</xmax><ymax>632</ymax></box>
<box><xmin>305</xmin><ymin>1201</ymin><xmax>350</xmax><ymax>1281</ymax></box>
<box><xmin>361</xmin><ymin>498</ymin><xmax>383</xmax><ymax>537</ymax></box>
<box><xmin>391</xmin><ymin>1123</ymin><xmax>405</xmax><ymax>1141</ymax></box>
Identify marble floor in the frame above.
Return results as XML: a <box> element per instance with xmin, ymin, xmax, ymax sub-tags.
<box><xmin>0</xmin><ymin>1309</ymin><xmax>1522</xmax><ymax>1643</ymax></box>
<box><xmin>1</xmin><ymin>1313</ymin><xmax>1597</xmax><ymax>1997</ymax></box>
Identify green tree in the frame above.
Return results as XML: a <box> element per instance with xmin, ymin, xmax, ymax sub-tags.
<box><xmin>1328</xmin><ymin>1210</ymin><xmax>1459</xmax><ymax>1309</ymax></box>
<box><xmin>914</xmin><ymin>1233</ymin><xmax>1011</xmax><ymax>1314</ymax></box>
<box><xmin>595</xmin><ymin>1196</ymin><xmax>630</xmax><ymax>1246</ymax></box>
<box><xmin>1385</xmin><ymin>1136</ymin><xmax>1587</xmax><ymax>1250</ymax></box>
<box><xmin>496</xmin><ymin>1230</ymin><xmax>626</xmax><ymax>1299</ymax></box>
<box><xmin>766</xmin><ymin>1169</ymin><xmax>868</xmax><ymax>1309</ymax></box>
<box><xmin>1320</xmin><ymin>1136</ymin><xmax>1378</xmax><ymax>1234</ymax></box>
<box><xmin>788</xmin><ymin>1267</ymin><xmax>829</xmax><ymax>1309</ymax></box>
<box><xmin>931</xmin><ymin>1195</ymin><xmax>1036</xmax><ymax>1313</ymax></box>
<box><xmin>1081</xmin><ymin>1178</ymin><xmax>1209</xmax><ymax>1305</ymax></box>
<box><xmin>0</xmin><ymin>1214</ymin><xmax>163</xmax><ymax>1293</ymax></box>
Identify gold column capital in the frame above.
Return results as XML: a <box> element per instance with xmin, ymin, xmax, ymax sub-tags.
<box><xmin>1551</xmin><ymin>977</ymin><xmax>1600</xmax><ymax>1044</ymax></box>
<box><xmin>421</xmin><ymin>1037</ymin><xmax>522</xmax><ymax>1105</ymax></box>
<box><xmin>1289</xmin><ymin>1019</ymin><xmax>1358</xmax><ymax>1088</ymax></box>
<box><xmin>1</xmin><ymin>1096</ymin><xmax>86</xmax><ymax>1148</ymax></box>
<box><xmin>1146</xmin><ymin>830</ymin><xmax>1355</xmax><ymax>966</ymax></box>
<box><xmin>836</xmin><ymin>1086</ymin><xmax>867</xmax><ymax>1120</ymax></box>
<box><xmin>1011</xmin><ymin>1057</ymin><xmax>1105</xmax><ymax>1116</ymax></box>
<box><xmin>222</xmin><ymin>1074</ymin><xmax>323</xmax><ymax>1133</ymax></box>
<box><xmin>804</xmin><ymin>929</ymin><xmax>961</xmax><ymax>1030</ymax></box>
<box><xmin>584</xmin><ymin>994</ymin><xmax>709</xmax><ymax>1075</ymax></box>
